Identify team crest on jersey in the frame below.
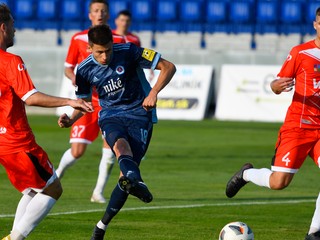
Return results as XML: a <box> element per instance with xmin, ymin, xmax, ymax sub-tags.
<box><xmin>142</xmin><ymin>48</ymin><xmax>155</xmax><ymax>61</ymax></box>
<box><xmin>116</xmin><ymin>65</ymin><xmax>125</xmax><ymax>75</ymax></box>
<box><xmin>17</xmin><ymin>63</ymin><xmax>26</xmax><ymax>71</ymax></box>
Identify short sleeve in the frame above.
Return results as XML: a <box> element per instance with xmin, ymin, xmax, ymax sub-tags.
<box><xmin>7</xmin><ymin>56</ymin><xmax>37</xmax><ymax>101</ymax></box>
<box><xmin>277</xmin><ymin>47</ymin><xmax>299</xmax><ymax>78</ymax></box>
<box><xmin>75</xmin><ymin>69</ymin><xmax>92</xmax><ymax>99</ymax></box>
<box><xmin>131</xmin><ymin>44</ymin><xmax>161</xmax><ymax>70</ymax></box>
<box><xmin>65</xmin><ymin>36</ymin><xmax>79</xmax><ymax>68</ymax></box>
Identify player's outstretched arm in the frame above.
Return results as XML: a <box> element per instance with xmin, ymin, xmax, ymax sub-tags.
<box><xmin>270</xmin><ymin>77</ymin><xmax>294</xmax><ymax>94</ymax></box>
<box><xmin>58</xmin><ymin>97</ymin><xmax>92</xmax><ymax>128</ymax></box>
<box><xmin>143</xmin><ymin>58</ymin><xmax>176</xmax><ymax>111</ymax></box>
<box><xmin>25</xmin><ymin>92</ymin><xmax>93</xmax><ymax>112</ymax></box>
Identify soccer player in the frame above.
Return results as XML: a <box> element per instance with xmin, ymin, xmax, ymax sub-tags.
<box><xmin>55</xmin><ymin>0</ymin><xmax>125</xmax><ymax>204</ymax></box>
<box><xmin>58</xmin><ymin>24</ymin><xmax>176</xmax><ymax>240</ymax></box>
<box><xmin>112</xmin><ymin>10</ymin><xmax>141</xmax><ymax>47</ymax></box>
<box><xmin>226</xmin><ymin>7</ymin><xmax>320</xmax><ymax>240</ymax></box>
<box><xmin>0</xmin><ymin>4</ymin><xmax>93</xmax><ymax>240</ymax></box>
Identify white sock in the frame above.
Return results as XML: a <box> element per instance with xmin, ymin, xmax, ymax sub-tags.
<box><xmin>14</xmin><ymin>193</ymin><xmax>56</xmax><ymax>237</ymax></box>
<box><xmin>56</xmin><ymin>148</ymin><xmax>78</xmax><ymax>178</ymax></box>
<box><xmin>10</xmin><ymin>230</ymin><xmax>25</xmax><ymax>240</ymax></box>
<box><xmin>97</xmin><ymin>220</ymin><xmax>108</xmax><ymax>231</ymax></box>
<box><xmin>13</xmin><ymin>192</ymin><xmax>35</xmax><ymax>230</ymax></box>
<box><xmin>309</xmin><ymin>193</ymin><xmax>320</xmax><ymax>234</ymax></box>
<box><xmin>243</xmin><ymin>168</ymin><xmax>272</xmax><ymax>188</ymax></box>
<box><xmin>93</xmin><ymin>148</ymin><xmax>115</xmax><ymax>195</ymax></box>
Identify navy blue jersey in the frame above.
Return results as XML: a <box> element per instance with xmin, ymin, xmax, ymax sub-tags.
<box><xmin>75</xmin><ymin>43</ymin><xmax>160</xmax><ymax>123</ymax></box>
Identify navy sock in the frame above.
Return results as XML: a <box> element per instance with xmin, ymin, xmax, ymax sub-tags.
<box><xmin>118</xmin><ymin>155</ymin><xmax>142</xmax><ymax>181</ymax></box>
<box><xmin>102</xmin><ymin>184</ymin><xmax>129</xmax><ymax>225</ymax></box>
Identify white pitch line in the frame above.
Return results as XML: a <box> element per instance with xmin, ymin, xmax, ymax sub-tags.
<box><xmin>0</xmin><ymin>198</ymin><xmax>316</xmax><ymax>218</ymax></box>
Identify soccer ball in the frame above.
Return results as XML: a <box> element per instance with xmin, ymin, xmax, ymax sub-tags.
<box><xmin>219</xmin><ymin>221</ymin><xmax>254</xmax><ymax>240</ymax></box>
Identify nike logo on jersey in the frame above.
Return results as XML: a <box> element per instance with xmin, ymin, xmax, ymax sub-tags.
<box><xmin>103</xmin><ymin>78</ymin><xmax>123</xmax><ymax>95</ymax></box>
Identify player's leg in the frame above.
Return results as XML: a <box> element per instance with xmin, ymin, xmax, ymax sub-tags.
<box><xmin>1</xmin><ymin>146</ymin><xmax>62</xmax><ymax>240</ymax></box>
<box><xmin>305</xmin><ymin>193</ymin><xmax>320</xmax><ymax>240</ymax></box>
<box><xmin>91</xmin><ymin>173</ymin><xmax>129</xmax><ymax>240</ymax></box>
<box><xmin>305</xmin><ymin>139</ymin><xmax>320</xmax><ymax>239</ymax></box>
<box><xmin>226</xmin><ymin>127</ymin><xmax>315</xmax><ymax>198</ymax></box>
<box><xmin>91</xmin><ymin>138</ymin><xmax>115</xmax><ymax>203</ymax></box>
<box><xmin>91</xmin><ymin>117</ymin><xmax>153</xmax><ymax>240</ymax></box>
<box><xmin>56</xmin><ymin>142</ymin><xmax>87</xmax><ymax>178</ymax></box>
<box><xmin>11</xmin><ymin>179</ymin><xmax>62</xmax><ymax>240</ymax></box>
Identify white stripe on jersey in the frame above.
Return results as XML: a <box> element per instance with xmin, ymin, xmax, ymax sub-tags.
<box><xmin>113</xmin><ymin>43</ymin><xmax>131</xmax><ymax>51</ymax></box>
<box><xmin>78</xmin><ymin>55</ymin><xmax>93</xmax><ymax>70</ymax></box>
<box><xmin>300</xmin><ymin>48</ymin><xmax>320</xmax><ymax>61</ymax></box>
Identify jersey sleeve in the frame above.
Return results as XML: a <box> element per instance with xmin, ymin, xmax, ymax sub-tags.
<box><xmin>7</xmin><ymin>56</ymin><xmax>37</xmax><ymax>101</ymax></box>
<box><xmin>131</xmin><ymin>44</ymin><xmax>161</xmax><ymax>70</ymax></box>
<box><xmin>65</xmin><ymin>36</ymin><xmax>79</xmax><ymax>68</ymax></box>
<box><xmin>277</xmin><ymin>46</ymin><xmax>299</xmax><ymax>78</ymax></box>
<box><xmin>75</xmin><ymin>68</ymin><xmax>92</xmax><ymax>99</ymax></box>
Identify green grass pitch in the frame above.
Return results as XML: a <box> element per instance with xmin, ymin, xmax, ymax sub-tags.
<box><xmin>0</xmin><ymin>115</ymin><xmax>319</xmax><ymax>240</ymax></box>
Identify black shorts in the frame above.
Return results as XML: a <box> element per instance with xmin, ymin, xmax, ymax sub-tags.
<box><xmin>100</xmin><ymin>116</ymin><xmax>153</xmax><ymax>165</ymax></box>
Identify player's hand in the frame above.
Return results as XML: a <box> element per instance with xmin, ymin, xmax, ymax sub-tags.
<box><xmin>69</xmin><ymin>99</ymin><xmax>93</xmax><ymax>113</ymax></box>
<box><xmin>143</xmin><ymin>90</ymin><xmax>157</xmax><ymax>111</ymax></box>
<box><xmin>58</xmin><ymin>113</ymin><xmax>73</xmax><ymax>128</ymax></box>
<box><xmin>270</xmin><ymin>77</ymin><xmax>294</xmax><ymax>94</ymax></box>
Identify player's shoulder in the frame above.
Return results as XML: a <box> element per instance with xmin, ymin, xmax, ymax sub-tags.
<box><xmin>78</xmin><ymin>54</ymin><xmax>94</xmax><ymax>71</ymax></box>
<box><xmin>127</xmin><ymin>31</ymin><xmax>140</xmax><ymax>39</ymax></box>
<box><xmin>0</xmin><ymin>50</ymin><xmax>23</xmax><ymax>66</ymax></box>
<box><xmin>293</xmin><ymin>40</ymin><xmax>316</xmax><ymax>52</ymax></box>
<box><xmin>72</xmin><ymin>29</ymin><xmax>89</xmax><ymax>41</ymax></box>
<box><xmin>113</xmin><ymin>42</ymin><xmax>133</xmax><ymax>52</ymax></box>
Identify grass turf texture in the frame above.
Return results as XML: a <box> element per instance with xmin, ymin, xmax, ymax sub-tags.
<box><xmin>0</xmin><ymin>115</ymin><xmax>319</xmax><ymax>240</ymax></box>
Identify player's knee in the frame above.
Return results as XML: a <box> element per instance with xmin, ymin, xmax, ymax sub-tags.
<box><xmin>43</xmin><ymin>178</ymin><xmax>63</xmax><ymax>200</ymax></box>
<box><xmin>269</xmin><ymin>174</ymin><xmax>292</xmax><ymax>190</ymax></box>
<box><xmin>71</xmin><ymin>146</ymin><xmax>86</xmax><ymax>159</ymax></box>
<box><xmin>113</xmin><ymin>138</ymin><xmax>132</xmax><ymax>157</ymax></box>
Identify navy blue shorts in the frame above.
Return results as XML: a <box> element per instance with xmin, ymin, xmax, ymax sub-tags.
<box><xmin>100</xmin><ymin>116</ymin><xmax>153</xmax><ymax>165</ymax></box>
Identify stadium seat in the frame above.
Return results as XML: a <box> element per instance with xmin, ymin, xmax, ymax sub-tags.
<box><xmin>180</xmin><ymin>0</ymin><xmax>204</xmax><ymax>32</ymax></box>
<box><xmin>303</xmin><ymin>1</ymin><xmax>319</xmax><ymax>34</ymax></box>
<box><xmin>229</xmin><ymin>1</ymin><xmax>254</xmax><ymax>33</ymax></box>
<box><xmin>180</xmin><ymin>0</ymin><xmax>203</xmax><ymax>22</ymax></box>
<box><xmin>155</xmin><ymin>0</ymin><xmax>180</xmax><ymax>32</ymax></box>
<box><xmin>130</xmin><ymin>0</ymin><xmax>154</xmax><ymax>31</ymax></box>
<box><xmin>205</xmin><ymin>0</ymin><xmax>230</xmax><ymax>33</ymax></box>
<box><xmin>206</xmin><ymin>0</ymin><xmax>227</xmax><ymax>23</ymax></box>
<box><xmin>109</xmin><ymin>0</ymin><xmax>130</xmax><ymax>20</ymax></box>
<box><xmin>60</xmin><ymin>0</ymin><xmax>83</xmax><ymax>30</ymax></box>
<box><xmin>279</xmin><ymin>1</ymin><xmax>304</xmax><ymax>34</ymax></box>
<box><xmin>255</xmin><ymin>0</ymin><xmax>279</xmax><ymax>34</ymax></box>
<box><xmin>37</xmin><ymin>0</ymin><xmax>59</xmax><ymax>30</ymax></box>
<box><xmin>156</xmin><ymin>0</ymin><xmax>177</xmax><ymax>22</ymax></box>
<box><xmin>13</xmin><ymin>0</ymin><xmax>37</xmax><ymax>29</ymax></box>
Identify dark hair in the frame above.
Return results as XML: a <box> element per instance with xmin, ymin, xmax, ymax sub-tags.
<box><xmin>0</xmin><ymin>3</ymin><xmax>11</xmax><ymax>24</ymax></box>
<box><xmin>116</xmin><ymin>10</ymin><xmax>132</xmax><ymax>19</ymax></box>
<box><xmin>89</xmin><ymin>0</ymin><xmax>109</xmax><ymax>11</ymax></box>
<box><xmin>88</xmin><ymin>24</ymin><xmax>113</xmax><ymax>46</ymax></box>
<box><xmin>317</xmin><ymin>7</ymin><xmax>320</xmax><ymax>17</ymax></box>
